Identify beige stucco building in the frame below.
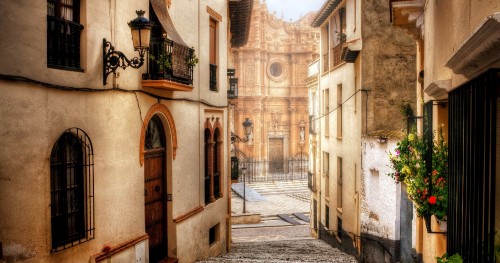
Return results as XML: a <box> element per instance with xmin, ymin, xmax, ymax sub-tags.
<box><xmin>310</xmin><ymin>0</ymin><xmax>416</xmax><ymax>262</ymax></box>
<box><xmin>229</xmin><ymin>1</ymin><xmax>319</xmax><ymax>169</ymax></box>
<box><xmin>391</xmin><ymin>0</ymin><xmax>500</xmax><ymax>262</ymax></box>
<box><xmin>0</xmin><ymin>0</ymin><xmax>251</xmax><ymax>262</ymax></box>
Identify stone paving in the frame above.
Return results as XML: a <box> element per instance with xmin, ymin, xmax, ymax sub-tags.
<box><xmin>199</xmin><ymin>228</ymin><xmax>358</xmax><ymax>262</ymax></box>
<box><xmin>231</xmin><ymin>180</ymin><xmax>310</xmax><ymax>216</ymax></box>
<box><xmin>197</xmin><ymin>181</ymin><xmax>358</xmax><ymax>262</ymax></box>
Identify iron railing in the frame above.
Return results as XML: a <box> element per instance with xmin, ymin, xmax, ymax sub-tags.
<box><xmin>231</xmin><ymin>157</ymin><xmax>239</xmax><ymax>181</ymax></box>
<box><xmin>227</xmin><ymin>78</ymin><xmax>238</xmax><ymax>99</ymax></box>
<box><xmin>447</xmin><ymin>69</ymin><xmax>498</xmax><ymax>262</ymax></box>
<box><xmin>47</xmin><ymin>16</ymin><xmax>83</xmax><ymax>71</ymax></box>
<box><xmin>237</xmin><ymin>157</ymin><xmax>309</xmax><ymax>183</ymax></box>
<box><xmin>145</xmin><ymin>38</ymin><xmax>194</xmax><ymax>85</ymax></box>
<box><xmin>332</xmin><ymin>40</ymin><xmax>345</xmax><ymax>68</ymax></box>
<box><xmin>210</xmin><ymin>64</ymin><xmax>217</xmax><ymax>91</ymax></box>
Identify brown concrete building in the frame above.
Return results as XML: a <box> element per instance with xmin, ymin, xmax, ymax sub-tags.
<box><xmin>229</xmin><ymin>1</ymin><xmax>319</xmax><ymax>173</ymax></box>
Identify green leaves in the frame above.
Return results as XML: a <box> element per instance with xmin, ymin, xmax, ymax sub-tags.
<box><xmin>436</xmin><ymin>253</ymin><xmax>463</xmax><ymax>263</ymax></box>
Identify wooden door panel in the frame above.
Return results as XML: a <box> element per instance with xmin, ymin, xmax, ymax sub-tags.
<box><xmin>144</xmin><ymin>151</ymin><xmax>166</xmax><ymax>262</ymax></box>
<box><xmin>269</xmin><ymin>138</ymin><xmax>284</xmax><ymax>172</ymax></box>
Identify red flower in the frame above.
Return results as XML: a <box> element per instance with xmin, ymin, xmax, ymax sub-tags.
<box><xmin>432</xmin><ymin>170</ymin><xmax>438</xmax><ymax>176</ymax></box>
<box><xmin>428</xmin><ymin>196</ymin><xmax>437</xmax><ymax>205</ymax></box>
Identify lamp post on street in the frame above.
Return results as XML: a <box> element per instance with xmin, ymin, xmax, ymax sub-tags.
<box><xmin>231</xmin><ymin>118</ymin><xmax>253</xmax><ymax>214</ymax></box>
<box><xmin>242</xmin><ymin>166</ymin><xmax>247</xmax><ymax>214</ymax></box>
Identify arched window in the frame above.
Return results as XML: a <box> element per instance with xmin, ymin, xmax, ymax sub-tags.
<box><xmin>50</xmin><ymin>128</ymin><xmax>94</xmax><ymax>251</ymax></box>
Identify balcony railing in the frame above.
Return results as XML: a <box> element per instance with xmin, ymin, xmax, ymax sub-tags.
<box><xmin>210</xmin><ymin>64</ymin><xmax>217</xmax><ymax>91</ymax></box>
<box><xmin>332</xmin><ymin>40</ymin><xmax>345</xmax><ymax>68</ymax></box>
<box><xmin>144</xmin><ymin>38</ymin><xmax>194</xmax><ymax>85</ymax></box>
<box><xmin>227</xmin><ymin>78</ymin><xmax>238</xmax><ymax>99</ymax></box>
<box><xmin>47</xmin><ymin>16</ymin><xmax>84</xmax><ymax>71</ymax></box>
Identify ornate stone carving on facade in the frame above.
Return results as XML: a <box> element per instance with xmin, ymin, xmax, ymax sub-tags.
<box><xmin>229</xmin><ymin>0</ymin><xmax>318</xmax><ymax>160</ymax></box>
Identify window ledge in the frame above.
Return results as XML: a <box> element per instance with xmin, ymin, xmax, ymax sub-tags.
<box><xmin>336</xmin><ymin>136</ymin><xmax>342</xmax><ymax>140</ymax></box>
<box><xmin>142</xmin><ymin>79</ymin><xmax>194</xmax><ymax>92</ymax></box>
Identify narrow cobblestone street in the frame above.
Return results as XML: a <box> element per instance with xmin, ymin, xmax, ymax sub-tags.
<box><xmin>199</xmin><ymin>180</ymin><xmax>357</xmax><ymax>262</ymax></box>
<box><xmin>199</xmin><ymin>225</ymin><xmax>357</xmax><ymax>262</ymax></box>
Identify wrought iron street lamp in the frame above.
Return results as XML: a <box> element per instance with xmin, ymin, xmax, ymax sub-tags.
<box><xmin>242</xmin><ymin>166</ymin><xmax>247</xmax><ymax>214</ymax></box>
<box><xmin>231</xmin><ymin>118</ymin><xmax>253</xmax><ymax>144</ymax></box>
<box><xmin>103</xmin><ymin>10</ymin><xmax>153</xmax><ymax>85</ymax></box>
<box><xmin>230</xmin><ymin>118</ymin><xmax>252</xmax><ymax>214</ymax></box>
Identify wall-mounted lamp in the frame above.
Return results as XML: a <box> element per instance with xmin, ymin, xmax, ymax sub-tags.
<box><xmin>231</xmin><ymin>118</ymin><xmax>253</xmax><ymax>144</ymax></box>
<box><xmin>103</xmin><ymin>10</ymin><xmax>153</xmax><ymax>85</ymax></box>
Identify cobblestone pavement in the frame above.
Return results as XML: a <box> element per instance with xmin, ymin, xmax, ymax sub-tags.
<box><xmin>201</xmin><ymin>181</ymin><xmax>358</xmax><ymax>262</ymax></box>
<box><xmin>198</xmin><ymin>225</ymin><xmax>358</xmax><ymax>262</ymax></box>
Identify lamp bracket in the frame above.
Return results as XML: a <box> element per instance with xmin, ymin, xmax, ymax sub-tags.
<box><xmin>231</xmin><ymin>132</ymin><xmax>249</xmax><ymax>144</ymax></box>
<box><xmin>103</xmin><ymin>38</ymin><xmax>145</xmax><ymax>85</ymax></box>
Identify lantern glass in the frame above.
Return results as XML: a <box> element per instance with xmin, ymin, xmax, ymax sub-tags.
<box><xmin>242</xmin><ymin>118</ymin><xmax>253</xmax><ymax>136</ymax></box>
<box><xmin>131</xmin><ymin>28</ymin><xmax>151</xmax><ymax>50</ymax></box>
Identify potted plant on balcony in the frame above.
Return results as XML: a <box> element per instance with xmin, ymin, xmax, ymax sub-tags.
<box><xmin>185</xmin><ymin>49</ymin><xmax>199</xmax><ymax>67</ymax></box>
<box><xmin>150</xmin><ymin>53</ymin><xmax>171</xmax><ymax>79</ymax></box>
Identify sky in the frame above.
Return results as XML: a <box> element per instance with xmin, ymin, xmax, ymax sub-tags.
<box><xmin>263</xmin><ymin>0</ymin><xmax>326</xmax><ymax>22</ymax></box>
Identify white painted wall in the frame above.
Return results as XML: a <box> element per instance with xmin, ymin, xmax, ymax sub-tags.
<box><xmin>360</xmin><ymin>137</ymin><xmax>400</xmax><ymax>240</ymax></box>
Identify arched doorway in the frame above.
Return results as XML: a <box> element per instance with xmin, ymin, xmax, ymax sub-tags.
<box><xmin>144</xmin><ymin>115</ymin><xmax>167</xmax><ymax>262</ymax></box>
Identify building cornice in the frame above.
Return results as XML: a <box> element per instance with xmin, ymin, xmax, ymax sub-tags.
<box><xmin>445</xmin><ymin>13</ymin><xmax>500</xmax><ymax>78</ymax></box>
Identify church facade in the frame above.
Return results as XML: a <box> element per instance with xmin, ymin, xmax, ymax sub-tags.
<box><xmin>229</xmin><ymin>1</ymin><xmax>319</xmax><ymax>172</ymax></box>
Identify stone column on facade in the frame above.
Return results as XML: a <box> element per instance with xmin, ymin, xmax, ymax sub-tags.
<box><xmin>261</xmin><ymin>51</ymin><xmax>267</xmax><ymax>96</ymax></box>
<box><xmin>255</xmin><ymin>51</ymin><xmax>261</xmax><ymax>96</ymax></box>
<box><xmin>289</xmin><ymin>99</ymin><xmax>298</xmax><ymax>156</ymax></box>
<box><xmin>291</xmin><ymin>54</ymin><xmax>297</xmax><ymax>88</ymax></box>
<box><xmin>238</xmin><ymin>52</ymin><xmax>244</xmax><ymax>96</ymax></box>
<box><xmin>253</xmin><ymin>99</ymin><xmax>263</xmax><ymax>161</ymax></box>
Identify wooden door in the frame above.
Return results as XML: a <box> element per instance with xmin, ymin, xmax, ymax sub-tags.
<box><xmin>269</xmin><ymin>138</ymin><xmax>284</xmax><ymax>173</ymax></box>
<box><xmin>144</xmin><ymin>115</ymin><xmax>167</xmax><ymax>263</ymax></box>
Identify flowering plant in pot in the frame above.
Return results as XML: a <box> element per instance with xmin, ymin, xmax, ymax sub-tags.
<box><xmin>388</xmin><ymin>127</ymin><xmax>448</xmax><ymax>223</ymax></box>
<box><xmin>428</xmin><ymin>127</ymin><xmax>448</xmax><ymax>226</ymax></box>
<box><xmin>388</xmin><ymin>131</ymin><xmax>430</xmax><ymax>217</ymax></box>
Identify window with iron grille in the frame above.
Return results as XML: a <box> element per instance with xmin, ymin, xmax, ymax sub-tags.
<box><xmin>448</xmin><ymin>70</ymin><xmax>498</xmax><ymax>262</ymax></box>
<box><xmin>50</xmin><ymin>128</ymin><xmax>94</xmax><ymax>251</ymax></box>
<box><xmin>47</xmin><ymin>0</ymin><xmax>84</xmax><ymax>71</ymax></box>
